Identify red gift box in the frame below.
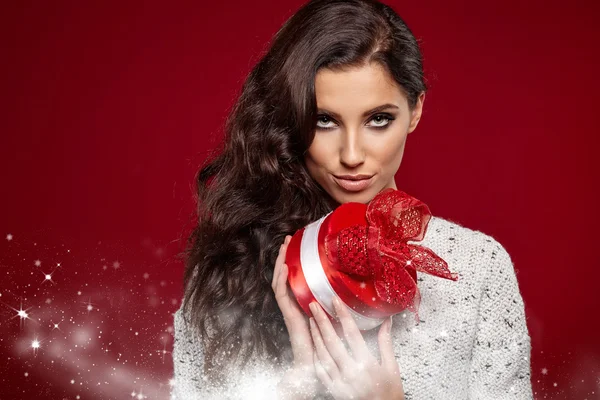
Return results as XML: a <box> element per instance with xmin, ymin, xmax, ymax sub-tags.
<box><xmin>285</xmin><ymin>188</ymin><xmax>459</xmax><ymax>331</ymax></box>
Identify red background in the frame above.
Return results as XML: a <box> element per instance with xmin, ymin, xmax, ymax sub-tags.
<box><xmin>1</xmin><ymin>1</ymin><xmax>599</xmax><ymax>399</ymax></box>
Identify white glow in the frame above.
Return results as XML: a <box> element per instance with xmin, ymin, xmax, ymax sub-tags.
<box><xmin>9</xmin><ymin>301</ymin><xmax>33</xmax><ymax>328</ymax></box>
<box><xmin>41</xmin><ymin>270</ymin><xmax>55</xmax><ymax>284</ymax></box>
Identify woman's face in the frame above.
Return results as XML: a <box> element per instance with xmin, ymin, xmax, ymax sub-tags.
<box><xmin>305</xmin><ymin>62</ymin><xmax>425</xmax><ymax>205</ymax></box>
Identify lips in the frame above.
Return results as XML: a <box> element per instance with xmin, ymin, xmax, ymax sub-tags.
<box><xmin>332</xmin><ymin>174</ymin><xmax>374</xmax><ymax>192</ymax></box>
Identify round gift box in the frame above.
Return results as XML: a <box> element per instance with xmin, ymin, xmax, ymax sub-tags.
<box><xmin>285</xmin><ymin>201</ymin><xmax>417</xmax><ymax>331</ymax></box>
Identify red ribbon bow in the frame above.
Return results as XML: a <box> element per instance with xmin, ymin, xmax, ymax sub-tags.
<box><xmin>325</xmin><ymin>188</ymin><xmax>458</xmax><ymax>312</ymax></box>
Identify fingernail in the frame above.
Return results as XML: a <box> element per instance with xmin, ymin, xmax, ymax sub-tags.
<box><xmin>332</xmin><ymin>296</ymin><xmax>340</xmax><ymax>310</ymax></box>
<box><xmin>309</xmin><ymin>302</ymin><xmax>317</xmax><ymax>314</ymax></box>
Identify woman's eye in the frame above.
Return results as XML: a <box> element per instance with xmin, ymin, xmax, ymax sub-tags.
<box><xmin>316</xmin><ymin>115</ymin><xmax>337</xmax><ymax>129</ymax></box>
<box><xmin>315</xmin><ymin>113</ymin><xmax>395</xmax><ymax>130</ymax></box>
<box><xmin>367</xmin><ymin>114</ymin><xmax>394</xmax><ymax>129</ymax></box>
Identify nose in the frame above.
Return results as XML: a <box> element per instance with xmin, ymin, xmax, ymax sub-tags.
<box><xmin>339</xmin><ymin>129</ymin><xmax>365</xmax><ymax>168</ymax></box>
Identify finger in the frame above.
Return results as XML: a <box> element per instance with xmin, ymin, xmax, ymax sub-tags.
<box><xmin>309</xmin><ymin>301</ymin><xmax>354</xmax><ymax>375</ymax></box>
<box><xmin>271</xmin><ymin>236</ymin><xmax>314</xmax><ymax>367</ymax></box>
<box><xmin>271</xmin><ymin>244</ymin><xmax>285</xmax><ymax>292</ymax></box>
<box><xmin>378</xmin><ymin>316</ymin><xmax>400</xmax><ymax>374</ymax></box>
<box><xmin>273</xmin><ymin>243</ymin><xmax>292</xmax><ymax>301</ymax></box>
<box><xmin>310</xmin><ymin>317</ymin><xmax>341</xmax><ymax>382</ymax></box>
<box><xmin>275</xmin><ymin>241</ymin><xmax>303</xmax><ymax>319</ymax></box>
<box><xmin>279</xmin><ymin>263</ymin><xmax>313</xmax><ymax>365</ymax></box>
<box><xmin>277</xmin><ymin>263</ymin><xmax>299</xmax><ymax>319</ymax></box>
<box><xmin>275</xmin><ymin>261</ymin><xmax>290</xmax><ymax>300</ymax></box>
<box><xmin>332</xmin><ymin>296</ymin><xmax>373</xmax><ymax>362</ymax></box>
<box><xmin>271</xmin><ymin>236</ymin><xmax>290</xmax><ymax>291</ymax></box>
<box><xmin>313</xmin><ymin>350</ymin><xmax>335</xmax><ymax>394</ymax></box>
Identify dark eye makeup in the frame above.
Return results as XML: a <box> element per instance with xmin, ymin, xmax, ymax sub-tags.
<box><xmin>315</xmin><ymin>113</ymin><xmax>396</xmax><ymax>130</ymax></box>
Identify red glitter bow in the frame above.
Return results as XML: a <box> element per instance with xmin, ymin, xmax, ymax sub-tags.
<box><xmin>325</xmin><ymin>188</ymin><xmax>458</xmax><ymax>311</ymax></box>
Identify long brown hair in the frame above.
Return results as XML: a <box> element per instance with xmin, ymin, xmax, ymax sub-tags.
<box><xmin>182</xmin><ymin>0</ymin><xmax>427</xmax><ymax>384</ymax></box>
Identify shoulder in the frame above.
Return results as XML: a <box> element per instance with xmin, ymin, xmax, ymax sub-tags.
<box><xmin>417</xmin><ymin>215</ymin><xmax>513</xmax><ymax>289</ymax></box>
<box><xmin>424</xmin><ymin>215</ymin><xmax>504</xmax><ymax>252</ymax></box>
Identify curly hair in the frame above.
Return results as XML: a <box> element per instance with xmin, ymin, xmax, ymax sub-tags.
<box><xmin>182</xmin><ymin>0</ymin><xmax>427</xmax><ymax>385</ymax></box>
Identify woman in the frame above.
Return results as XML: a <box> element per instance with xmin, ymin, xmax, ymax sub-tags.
<box><xmin>172</xmin><ymin>0</ymin><xmax>533</xmax><ymax>399</ymax></box>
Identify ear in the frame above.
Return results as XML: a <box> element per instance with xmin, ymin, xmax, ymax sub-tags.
<box><xmin>407</xmin><ymin>92</ymin><xmax>425</xmax><ymax>134</ymax></box>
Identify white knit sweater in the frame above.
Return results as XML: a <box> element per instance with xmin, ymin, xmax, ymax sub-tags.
<box><xmin>171</xmin><ymin>215</ymin><xmax>533</xmax><ymax>399</ymax></box>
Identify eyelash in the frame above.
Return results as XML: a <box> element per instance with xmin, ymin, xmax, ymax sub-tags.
<box><xmin>315</xmin><ymin>113</ymin><xmax>396</xmax><ymax>130</ymax></box>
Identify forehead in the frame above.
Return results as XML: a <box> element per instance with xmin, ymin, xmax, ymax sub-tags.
<box><xmin>314</xmin><ymin>63</ymin><xmax>407</xmax><ymax>110</ymax></box>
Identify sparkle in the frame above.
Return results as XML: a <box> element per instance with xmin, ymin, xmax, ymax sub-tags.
<box><xmin>3</xmin><ymin>237</ymin><xmax>179</xmax><ymax>398</ymax></box>
<box><xmin>31</xmin><ymin>338</ymin><xmax>41</xmax><ymax>355</ymax></box>
<box><xmin>41</xmin><ymin>270</ymin><xmax>56</xmax><ymax>285</ymax></box>
<box><xmin>6</xmin><ymin>233</ymin><xmax>13</xmax><ymax>241</ymax></box>
<box><xmin>406</xmin><ymin>259</ymin><xmax>412</xmax><ymax>266</ymax></box>
<box><xmin>157</xmin><ymin>343</ymin><xmax>171</xmax><ymax>363</ymax></box>
<box><xmin>541</xmin><ymin>367</ymin><xmax>548</xmax><ymax>375</ymax></box>
<box><xmin>83</xmin><ymin>297</ymin><xmax>95</xmax><ymax>313</ymax></box>
<box><xmin>7</xmin><ymin>300</ymin><xmax>33</xmax><ymax>328</ymax></box>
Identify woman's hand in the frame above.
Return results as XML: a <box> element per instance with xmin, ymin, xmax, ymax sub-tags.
<box><xmin>308</xmin><ymin>297</ymin><xmax>405</xmax><ymax>400</ymax></box>
<box><xmin>272</xmin><ymin>235</ymin><xmax>325</xmax><ymax>400</ymax></box>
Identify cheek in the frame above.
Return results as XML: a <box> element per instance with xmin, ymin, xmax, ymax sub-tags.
<box><xmin>305</xmin><ymin>136</ymin><xmax>331</xmax><ymax>172</ymax></box>
<box><xmin>372</xmin><ymin>131</ymin><xmax>406</xmax><ymax>166</ymax></box>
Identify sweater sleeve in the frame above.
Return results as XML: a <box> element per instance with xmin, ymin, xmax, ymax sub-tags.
<box><xmin>468</xmin><ymin>240</ymin><xmax>533</xmax><ymax>399</ymax></box>
<box><xmin>170</xmin><ymin>307</ymin><xmax>222</xmax><ymax>400</ymax></box>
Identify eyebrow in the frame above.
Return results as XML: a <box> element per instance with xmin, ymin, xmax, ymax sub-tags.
<box><xmin>316</xmin><ymin>103</ymin><xmax>399</xmax><ymax>119</ymax></box>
